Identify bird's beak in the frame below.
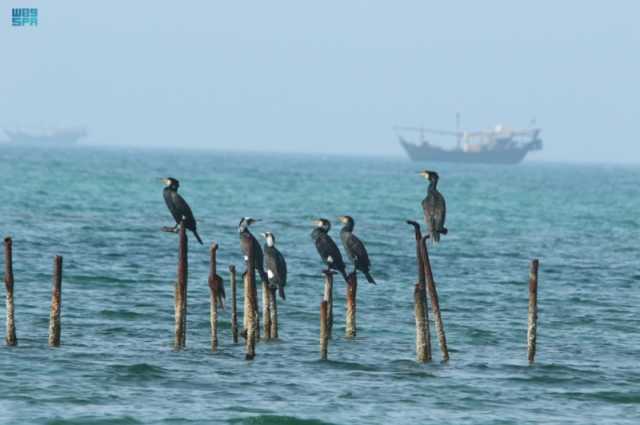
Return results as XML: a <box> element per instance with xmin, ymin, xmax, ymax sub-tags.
<box><xmin>160</xmin><ymin>178</ymin><xmax>169</xmax><ymax>185</ymax></box>
<box><xmin>312</xmin><ymin>219</ymin><xmax>322</xmax><ymax>227</ymax></box>
<box><xmin>418</xmin><ymin>170</ymin><xmax>430</xmax><ymax>178</ymax></box>
<box><xmin>337</xmin><ymin>216</ymin><xmax>346</xmax><ymax>223</ymax></box>
<box><xmin>260</xmin><ymin>233</ymin><xmax>267</xmax><ymax>238</ymax></box>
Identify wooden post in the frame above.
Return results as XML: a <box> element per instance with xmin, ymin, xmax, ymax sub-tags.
<box><xmin>262</xmin><ymin>281</ymin><xmax>272</xmax><ymax>340</ymax></box>
<box><xmin>320</xmin><ymin>300</ymin><xmax>329</xmax><ymax>360</ymax></box>
<box><xmin>174</xmin><ymin>220</ymin><xmax>188</xmax><ymax>349</ymax></box>
<box><xmin>229</xmin><ymin>265</ymin><xmax>239</xmax><ymax>344</ymax></box>
<box><xmin>322</xmin><ymin>270</ymin><xmax>334</xmax><ymax>337</ymax></box>
<box><xmin>345</xmin><ymin>272</ymin><xmax>357</xmax><ymax>338</ymax></box>
<box><xmin>528</xmin><ymin>259</ymin><xmax>539</xmax><ymax>364</ymax></box>
<box><xmin>406</xmin><ymin>220</ymin><xmax>431</xmax><ymax>362</ymax></box>
<box><xmin>269</xmin><ymin>287</ymin><xmax>278</xmax><ymax>339</ymax></box>
<box><xmin>421</xmin><ymin>235</ymin><xmax>449</xmax><ymax>361</ymax></box>
<box><xmin>208</xmin><ymin>243</ymin><xmax>224</xmax><ymax>352</ymax></box>
<box><xmin>245</xmin><ymin>244</ymin><xmax>257</xmax><ymax>360</ymax></box>
<box><xmin>4</xmin><ymin>237</ymin><xmax>17</xmax><ymax>346</ymax></box>
<box><xmin>48</xmin><ymin>255</ymin><xmax>63</xmax><ymax>347</ymax></box>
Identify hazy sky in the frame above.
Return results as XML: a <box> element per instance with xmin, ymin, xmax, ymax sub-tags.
<box><xmin>1</xmin><ymin>1</ymin><xmax>638</xmax><ymax>162</ymax></box>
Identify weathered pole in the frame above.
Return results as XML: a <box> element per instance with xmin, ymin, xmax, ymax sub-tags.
<box><xmin>269</xmin><ymin>287</ymin><xmax>278</xmax><ymax>339</ymax></box>
<box><xmin>174</xmin><ymin>220</ymin><xmax>188</xmax><ymax>349</ymax></box>
<box><xmin>320</xmin><ymin>300</ymin><xmax>329</xmax><ymax>360</ymax></box>
<box><xmin>322</xmin><ymin>270</ymin><xmax>334</xmax><ymax>337</ymax></box>
<box><xmin>262</xmin><ymin>281</ymin><xmax>272</xmax><ymax>340</ymax></box>
<box><xmin>229</xmin><ymin>265</ymin><xmax>239</xmax><ymax>344</ymax></box>
<box><xmin>4</xmin><ymin>237</ymin><xmax>17</xmax><ymax>346</ymax></box>
<box><xmin>345</xmin><ymin>272</ymin><xmax>357</xmax><ymax>338</ymax></box>
<box><xmin>528</xmin><ymin>259</ymin><xmax>539</xmax><ymax>364</ymax></box>
<box><xmin>244</xmin><ymin>242</ymin><xmax>257</xmax><ymax>360</ymax></box>
<box><xmin>406</xmin><ymin>220</ymin><xmax>431</xmax><ymax>362</ymax></box>
<box><xmin>208</xmin><ymin>243</ymin><xmax>224</xmax><ymax>352</ymax></box>
<box><xmin>421</xmin><ymin>235</ymin><xmax>449</xmax><ymax>362</ymax></box>
<box><xmin>48</xmin><ymin>255</ymin><xmax>63</xmax><ymax>347</ymax></box>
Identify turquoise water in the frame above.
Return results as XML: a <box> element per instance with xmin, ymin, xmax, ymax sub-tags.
<box><xmin>1</xmin><ymin>146</ymin><xmax>639</xmax><ymax>424</ymax></box>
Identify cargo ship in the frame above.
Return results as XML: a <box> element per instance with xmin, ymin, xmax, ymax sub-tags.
<box><xmin>3</xmin><ymin>127</ymin><xmax>87</xmax><ymax>146</ymax></box>
<box><xmin>395</xmin><ymin>116</ymin><xmax>542</xmax><ymax>164</ymax></box>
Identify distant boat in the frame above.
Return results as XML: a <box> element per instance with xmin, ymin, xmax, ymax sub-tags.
<box><xmin>395</xmin><ymin>115</ymin><xmax>542</xmax><ymax>164</ymax></box>
<box><xmin>3</xmin><ymin>127</ymin><xmax>87</xmax><ymax>146</ymax></box>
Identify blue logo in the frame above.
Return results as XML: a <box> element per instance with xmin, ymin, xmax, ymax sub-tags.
<box><xmin>12</xmin><ymin>8</ymin><xmax>38</xmax><ymax>26</ymax></box>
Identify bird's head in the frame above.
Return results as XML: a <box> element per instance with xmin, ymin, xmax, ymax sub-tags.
<box><xmin>238</xmin><ymin>217</ymin><xmax>259</xmax><ymax>233</ymax></box>
<box><xmin>419</xmin><ymin>170</ymin><xmax>439</xmax><ymax>183</ymax></box>
<box><xmin>162</xmin><ymin>177</ymin><xmax>180</xmax><ymax>190</ymax></box>
<box><xmin>261</xmin><ymin>232</ymin><xmax>276</xmax><ymax>247</ymax></box>
<box><xmin>337</xmin><ymin>215</ymin><xmax>354</xmax><ymax>227</ymax></box>
<box><xmin>313</xmin><ymin>218</ymin><xmax>331</xmax><ymax>232</ymax></box>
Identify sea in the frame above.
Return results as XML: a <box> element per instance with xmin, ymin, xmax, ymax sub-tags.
<box><xmin>0</xmin><ymin>146</ymin><xmax>639</xmax><ymax>424</ymax></box>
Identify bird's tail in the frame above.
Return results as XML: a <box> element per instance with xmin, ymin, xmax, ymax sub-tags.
<box><xmin>193</xmin><ymin>229</ymin><xmax>204</xmax><ymax>245</ymax></box>
<box><xmin>278</xmin><ymin>285</ymin><xmax>286</xmax><ymax>301</ymax></box>
<box><xmin>363</xmin><ymin>270</ymin><xmax>376</xmax><ymax>285</ymax></box>
<box><xmin>431</xmin><ymin>230</ymin><xmax>440</xmax><ymax>243</ymax></box>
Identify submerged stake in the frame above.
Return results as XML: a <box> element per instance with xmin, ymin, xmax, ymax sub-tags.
<box><xmin>3</xmin><ymin>237</ymin><xmax>17</xmax><ymax>346</ymax></box>
<box><xmin>48</xmin><ymin>255</ymin><xmax>63</xmax><ymax>347</ymax></box>
<box><xmin>174</xmin><ymin>221</ymin><xmax>188</xmax><ymax>349</ymax></box>
<box><xmin>406</xmin><ymin>220</ymin><xmax>431</xmax><ymax>362</ymax></box>
<box><xmin>527</xmin><ymin>259</ymin><xmax>539</xmax><ymax>364</ymax></box>
<box><xmin>421</xmin><ymin>235</ymin><xmax>449</xmax><ymax>361</ymax></box>
<box><xmin>230</xmin><ymin>265</ymin><xmax>239</xmax><ymax>344</ymax></box>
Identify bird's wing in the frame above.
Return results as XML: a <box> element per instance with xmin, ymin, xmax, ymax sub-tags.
<box><xmin>346</xmin><ymin>234</ymin><xmax>370</xmax><ymax>269</ymax></box>
<box><xmin>264</xmin><ymin>247</ymin><xmax>279</xmax><ymax>282</ymax></box>
<box><xmin>315</xmin><ymin>234</ymin><xmax>344</xmax><ymax>267</ymax></box>
<box><xmin>433</xmin><ymin>191</ymin><xmax>446</xmax><ymax>231</ymax></box>
<box><xmin>422</xmin><ymin>195</ymin><xmax>436</xmax><ymax>232</ymax></box>
<box><xmin>276</xmin><ymin>248</ymin><xmax>287</xmax><ymax>286</ymax></box>
<box><xmin>173</xmin><ymin>193</ymin><xmax>197</xmax><ymax>228</ymax></box>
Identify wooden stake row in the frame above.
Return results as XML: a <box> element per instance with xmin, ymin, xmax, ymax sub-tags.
<box><xmin>3</xmin><ymin>224</ymin><xmax>540</xmax><ymax>365</ymax></box>
<box><xmin>3</xmin><ymin>237</ymin><xmax>63</xmax><ymax>347</ymax></box>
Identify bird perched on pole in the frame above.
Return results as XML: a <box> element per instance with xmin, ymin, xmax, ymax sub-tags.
<box><xmin>338</xmin><ymin>215</ymin><xmax>376</xmax><ymax>284</ymax></box>
<box><xmin>238</xmin><ymin>217</ymin><xmax>269</xmax><ymax>283</ymax></box>
<box><xmin>261</xmin><ymin>232</ymin><xmax>287</xmax><ymax>300</ymax></box>
<box><xmin>419</xmin><ymin>170</ymin><xmax>448</xmax><ymax>243</ymax></box>
<box><xmin>162</xmin><ymin>177</ymin><xmax>203</xmax><ymax>244</ymax></box>
<box><xmin>311</xmin><ymin>218</ymin><xmax>349</xmax><ymax>282</ymax></box>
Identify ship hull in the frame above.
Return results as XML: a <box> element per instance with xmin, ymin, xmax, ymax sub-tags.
<box><xmin>400</xmin><ymin>138</ymin><xmax>541</xmax><ymax>164</ymax></box>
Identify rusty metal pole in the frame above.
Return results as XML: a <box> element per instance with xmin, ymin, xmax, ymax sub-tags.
<box><xmin>48</xmin><ymin>255</ymin><xmax>63</xmax><ymax>347</ymax></box>
<box><xmin>528</xmin><ymin>259</ymin><xmax>539</xmax><ymax>364</ymax></box>
<box><xmin>4</xmin><ymin>237</ymin><xmax>17</xmax><ymax>346</ymax></box>
<box><xmin>269</xmin><ymin>287</ymin><xmax>278</xmax><ymax>339</ymax></box>
<box><xmin>323</xmin><ymin>270</ymin><xmax>334</xmax><ymax>338</ymax></box>
<box><xmin>245</xmin><ymin>244</ymin><xmax>257</xmax><ymax>360</ymax></box>
<box><xmin>345</xmin><ymin>272</ymin><xmax>357</xmax><ymax>338</ymax></box>
<box><xmin>174</xmin><ymin>220</ymin><xmax>188</xmax><ymax>349</ymax></box>
<box><xmin>421</xmin><ymin>235</ymin><xmax>449</xmax><ymax>362</ymax></box>
<box><xmin>208</xmin><ymin>243</ymin><xmax>224</xmax><ymax>352</ymax></box>
<box><xmin>229</xmin><ymin>265</ymin><xmax>239</xmax><ymax>344</ymax></box>
<box><xmin>406</xmin><ymin>220</ymin><xmax>431</xmax><ymax>362</ymax></box>
<box><xmin>320</xmin><ymin>300</ymin><xmax>329</xmax><ymax>360</ymax></box>
<box><xmin>262</xmin><ymin>281</ymin><xmax>272</xmax><ymax>340</ymax></box>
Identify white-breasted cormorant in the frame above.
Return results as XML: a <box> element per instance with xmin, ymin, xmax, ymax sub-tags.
<box><xmin>420</xmin><ymin>170</ymin><xmax>448</xmax><ymax>243</ymax></box>
<box><xmin>311</xmin><ymin>218</ymin><xmax>349</xmax><ymax>282</ymax></box>
<box><xmin>162</xmin><ymin>177</ymin><xmax>203</xmax><ymax>244</ymax></box>
<box><xmin>261</xmin><ymin>232</ymin><xmax>287</xmax><ymax>300</ymax></box>
<box><xmin>338</xmin><ymin>215</ymin><xmax>376</xmax><ymax>284</ymax></box>
<box><xmin>239</xmin><ymin>217</ymin><xmax>269</xmax><ymax>283</ymax></box>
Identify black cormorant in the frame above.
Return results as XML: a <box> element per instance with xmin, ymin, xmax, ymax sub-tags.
<box><xmin>238</xmin><ymin>217</ymin><xmax>269</xmax><ymax>283</ymax></box>
<box><xmin>419</xmin><ymin>170</ymin><xmax>448</xmax><ymax>243</ymax></box>
<box><xmin>311</xmin><ymin>218</ymin><xmax>349</xmax><ymax>282</ymax></box>
<box><xmin>261</xmin><ymin>232</ymin><xmax>287</xmax><ymax>300</ymax></box>
<box><xmin>338</xmin><ymin>215</ymin><xmax>376</xmax><ymax>284</ymax></box>
<box><xmin>162</xmin><ymin>177</ymin><xmax>203</xmax><ymax>244</ymax></box>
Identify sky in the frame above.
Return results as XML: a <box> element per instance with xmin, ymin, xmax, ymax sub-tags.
<box><xmin>1</xmin><ymin>1</ymin><xmax>639</xmax><ymax>162</ymax></box>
